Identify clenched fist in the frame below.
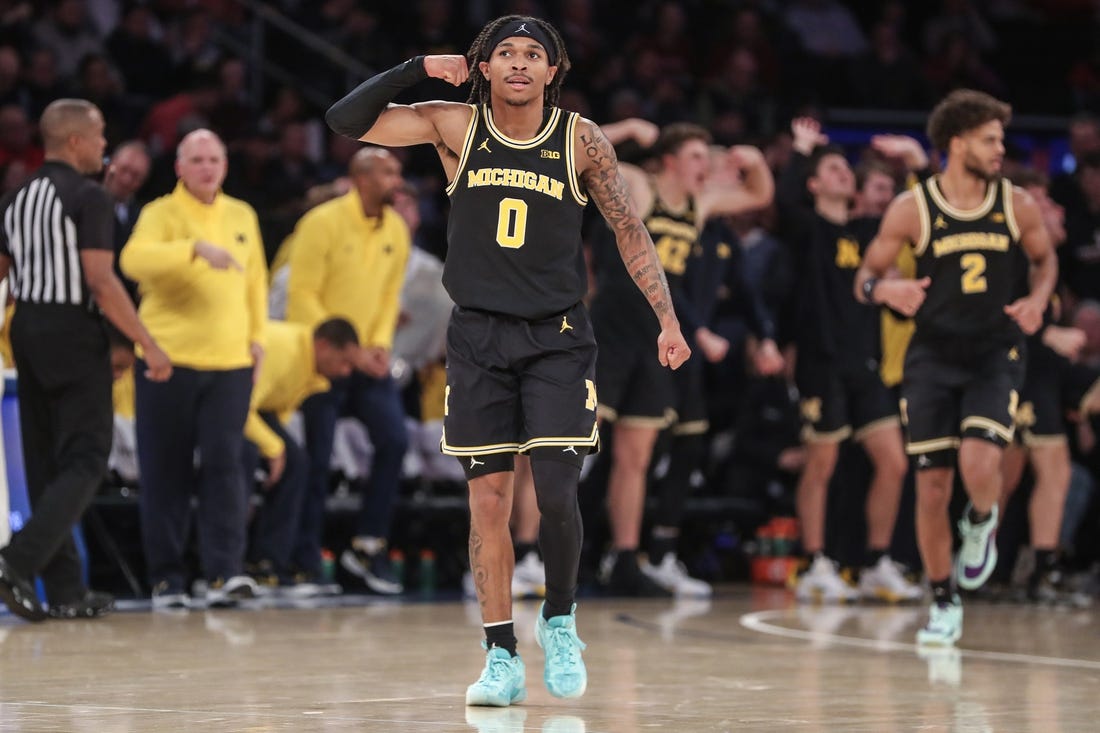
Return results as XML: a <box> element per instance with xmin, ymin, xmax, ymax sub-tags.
<box><xmin>424</xmin><ymin>55</ymin><xmax>470</xmax><ymax>86</ymax></box>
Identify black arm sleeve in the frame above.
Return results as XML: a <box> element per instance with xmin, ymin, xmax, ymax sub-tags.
<box><xmin>325</xmin><ymin>56</ymin><xmax>429</xmax><ymax>139</ymax></box>
<box><xmin>776</xmin><ymin>151</ymin><xmax>815</xmax><ymax>244</ymax></box>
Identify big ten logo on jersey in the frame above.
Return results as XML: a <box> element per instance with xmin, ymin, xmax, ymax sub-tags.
<box><xmin>834</xmin><ymin>237</ymin><xmax>861</xmax><ymax>268</ymax></box>
<box><xmin>655</xmin><ymin>235</ymin><xmax>692</xmax><ymax>275</ymax></box>
<box><xmin>540</xmin><ymin>149</ymin><xmax>560</xmax><ymax>159</ymax></box>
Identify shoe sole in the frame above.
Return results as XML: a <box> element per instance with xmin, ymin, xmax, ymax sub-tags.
<box><xmin>465</xmin><ymin>688</ymin><xmax>527</xmax><ymax>706</ymax></box>
<box><xmin>916</xmin><ymin>628</ymin><xmax>962</xmax><ymax>646</ymax></box>
<box><xmin>340</xmin><ymin>552</ymin><xmax>402</xmax><ymax>594</ymax></box>
<box><xmin>0</xmin><ymin>582</ymin><xmax>47</xmax><ymax>622</ymax></box>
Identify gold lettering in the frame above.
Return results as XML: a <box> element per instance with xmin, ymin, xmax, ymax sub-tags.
<box><xmin>462</xmin><ymin>167</ymin><xmax>565</xmax><ymax>200</ymax></box>
<box><xmin>931</xmin><ymin>232</ymin><xmax>1010</xmax><ymax>257</ymax></box>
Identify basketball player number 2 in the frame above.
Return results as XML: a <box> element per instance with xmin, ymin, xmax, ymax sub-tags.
<box><xmin>496</xmin><ymin>198</ymin><xmax>528</xmax><ymax>249</ymax></box>
<box><xmin>960</xmin><ymin>253</ymin><xmax>987</xmax><ymax>294</ymax></box>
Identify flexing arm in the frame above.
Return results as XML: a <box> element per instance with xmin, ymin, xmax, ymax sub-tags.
<box><xmin>854</xmin><ymin>192</ymin><xmax>930</xmax><ymax>316</ymax></box>
<box><xmin>576</xmin><ymin>119</ymin><xmax>690</xmax><ymax>369</ymax></box>
<box><xmin>697</xmin><ymin>145</ymin><xmax>775</xmax><ymax>222</ymax></box>
<box><xmin>1005</xmin><ymin>187</ymin><xmax>1058</xmax><ymax>335</ymax></box>
<box><xmin>325</xmin><ymin>55</ymin><xmax>470</xmax><ymax>150</ymax></box>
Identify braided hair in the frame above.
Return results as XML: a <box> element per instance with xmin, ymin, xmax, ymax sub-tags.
<box><xmin>466</xmin><ymin>15</ymin><xmax>571</xmax><ymax>107</ymax></box>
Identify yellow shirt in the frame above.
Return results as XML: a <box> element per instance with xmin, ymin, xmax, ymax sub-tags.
<box><xmin>113</xmin><ymin>366</ymin><xmax>135</xmax><ymax>420</ymax></box>
<box><xmin>880</xmin><ymin>244</ymin><xmax>917</xmax><ymax>387</ymax></box>
<box><xmin>120</xmin><ymin>182</ymin><xmax>267</xmax><ymax>370</ymax></box>
<box><xmin>244</xmin><ymin>320</ymin><xmax>330</xmax><ymax>459</ymax></box>
<box><xmin>285</xmin><ymin>190</ymin><xmax>409</xmax><ymax>349</ymax></box>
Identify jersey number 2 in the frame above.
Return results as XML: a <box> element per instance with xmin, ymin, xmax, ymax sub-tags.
<box><xmin>496</xmin><ymin>198</ymin><xmax>528</xmax><ymax>249</ymax></box>
<box><xmin>960</xmin><ymin>253</ymin><xmax>987</xmax><ymax>294</ymax></box>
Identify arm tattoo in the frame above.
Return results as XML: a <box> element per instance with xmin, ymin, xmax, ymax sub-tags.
<box><xmin>580</xmin><ymin>127</ymin><xmax>674</xmax><ymax>323</ymax></box>
<box><xmin>469</xmin><ymin>528</ymin><xmax>487</xmax><ymax>611</ymax></box>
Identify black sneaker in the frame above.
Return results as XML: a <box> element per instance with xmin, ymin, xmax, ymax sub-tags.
<box><xmin>151</xmin><ymin>580</ymin><xmax>189</xmax><ymax>610</ymax></box>
<box><xmin>0</xmin><ymin>554</ymin><xmax>47</xmax><ymax>622</ymax></box>
<box><xmin>604</xmin><ymin>553</ymin><xmax>673</xmax><ymax>598</ymax></box>
<box><xmin>245</xmin><ymin>560</ymin><xmax>280</xmax><ymax>595</ymax></box>
<box><xmin>48</xmin><ymin>590</ymin><xmax>114</xmax><ymax>619</ymax></box>
<box><xmin>206</xmin><ymin>575</ymin><xmax>259</xmax><ymax>608</ymax></box>
<box><xmin>340</xmin><ymin>547</ymin><xmax>403</xmax><ymax>594</ymax></box>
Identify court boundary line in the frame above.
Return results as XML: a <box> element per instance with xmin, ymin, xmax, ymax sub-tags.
<box><xmin>739</xmin><ymin>609</ymin><xmax>1100</xmax><ymax>671</ymax></box>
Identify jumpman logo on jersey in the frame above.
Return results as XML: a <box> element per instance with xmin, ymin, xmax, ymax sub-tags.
<box><xmin>477</xmin><ymin>138</ymin><xmax>492</xmax><ymax>153</ymax></box>
<box><xmin>560</xmin><ymin>316</ymin><xmax>573</xmax><ymax>333</ymax></box>
<box><xmin>562</xmin><ymin>445</ymin><xmax>578</xmax><ymax>455</ymax></box>
<box><xmin>469</xmin><ymin>456</ymin><xmax>485</xmax><ymax>468</ymax></box>
<box><xmin>934</xmin><ymin>214</ymin><xmax>948</xmax><ymax>230</ymax></box>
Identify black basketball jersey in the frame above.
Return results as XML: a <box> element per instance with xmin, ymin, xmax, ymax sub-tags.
<box><xmin>589</xmin><ymin>181</ymin><xmax>700</xmax><ymax>343</ymax></box>
<box><xmin>645</xmin><ymin>181</ymin><xmax>699</xmax><ymax>289</ymax></box>
<box><xmin>911</xmin><ymin>176</ymin><xmax>1022</xmax><ymax>340</ymax></box>
<box><xmin>443</xmin><ymin>104</ymin><xmax>588</xmax><ymax>320</ymax></box>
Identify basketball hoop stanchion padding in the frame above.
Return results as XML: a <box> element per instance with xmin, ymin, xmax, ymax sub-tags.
<box><xmin>1</xmin><ymin>370</ymin><xmax>90</xmax><ymax>601</ymax></box>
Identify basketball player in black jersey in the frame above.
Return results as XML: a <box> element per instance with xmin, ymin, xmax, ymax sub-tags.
<box><xmin>588</xmin><ymin>124</ymin><xmax>775</xmax><ymax>596</ymax></box>
<box><xmin>856</xmin><ymin>90</ymin><xmax>1058</xmax><ymax>645</ymax></box>
<box><xmin>780</xmin><ymin>118</ymin><xmax>916</xmax><ymax>605</ymax></box>
<box><xmin>325</xmin><ymin>15</ymin><xmax>689</xmax><ymax>706</ymax></box>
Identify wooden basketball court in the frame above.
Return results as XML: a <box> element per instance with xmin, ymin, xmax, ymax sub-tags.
<box><xmin>0</xmin><ymin>589</ymin><xmax>1096</xmax><ymax>731</ymax></box>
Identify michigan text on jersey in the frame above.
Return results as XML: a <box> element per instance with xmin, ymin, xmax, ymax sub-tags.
<box><xmin>931</xmin><ymin>231</ymin><xmax>1010</xmax><ymax>258</ymax></box>
<box><xmin>466</xmin><ymin>167</ymin><xmax>565</xmax><ymax>200</ymax></box>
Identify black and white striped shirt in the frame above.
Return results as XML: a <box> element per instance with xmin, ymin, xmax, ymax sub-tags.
<box><xmin>0</xmin><ymin>161</ymin><xmax>113</xmax><ymax>307</ymax></box>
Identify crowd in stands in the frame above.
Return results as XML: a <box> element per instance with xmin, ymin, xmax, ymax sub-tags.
<box><xmin>3</xmin><ymin>0</ymin><xmax>1100</xmax><ymax>603</ymax></box>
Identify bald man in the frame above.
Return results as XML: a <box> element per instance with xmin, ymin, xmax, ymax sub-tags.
<box><xmin>0</xmin><ymin>98</ymin><xmax>170</xmax><ymax>621</ymax></box>
<box><xmin>121</xmin><ymin>128</ymin><xmax>268</xmax><ymax>609</ymax></box>
<box><xmin>285</xmin><ymin>146</ymin><xmax>411</xmax><ymax>593</ymax></box>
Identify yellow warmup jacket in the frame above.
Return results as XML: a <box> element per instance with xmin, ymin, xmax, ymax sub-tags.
<box><xmin>285</xmin><ymin>190</ymin><xmax>409</xmax><ymax>349</ymax></box>
<box><xmin>244</xmin><ymin>321</ymin><xmax>330</xmax><ymax>459</ymax></box>
<box><xmin>880</xmin><ymin>244</ymin><xmax>917</xmax><ymax>388</ymax></box>
<box><xmin>120</xmin><ymin>182</ymin><xmax>267</xmax><ymax>370</ymax></box>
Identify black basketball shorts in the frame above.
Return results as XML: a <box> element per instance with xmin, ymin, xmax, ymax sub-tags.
<box><xmin>441</xmin><ymin>304</ymin><xmax>599</xmax><ymax>474</ymax></box>
<box><xmin>901</xmin><ymin>337</ymin><xmax>1025</xmax><ymax>469</ymax></box>
<box><xmin>1015</xmin><ymin>341</ymin><xmax>1067</xmax><ymax>447</ymax></box>
<box><xmin>795</xmin><ymin>354</ymin><xmax>899</xmax><ymax>444</ymax></box>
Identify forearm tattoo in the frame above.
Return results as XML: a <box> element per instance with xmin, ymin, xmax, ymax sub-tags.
<box><xmin>580</xmin><ymin>128</ymin><xmax>673</xmax><ymax>322</ymax></box>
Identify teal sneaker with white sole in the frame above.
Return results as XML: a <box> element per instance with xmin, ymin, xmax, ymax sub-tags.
<box><xmin>535</xmin><ymin>603</ymin><xmax>587</xmax><ymax>698</ymax></box>
<box><xmin>916</xmin><ymin>594</ymin><xmax>963</xmax><ymax>646</ymax></box>
<box><xmin>465</xmin><ymin>645</ymin><xmax>526</xmax><ymax>707</ymax></box>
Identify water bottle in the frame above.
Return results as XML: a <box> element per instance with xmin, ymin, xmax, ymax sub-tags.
<box><xmin>419</xmin><ymin>549</ymin><xmax>436</xmax><ymax>596</ymax></box>
<box><xmin>389</xmin><ymin>549</ymin><xmax>406</xmax><ymax>587</ymax></box>
<box><xmin>320</xmin><ymin>548</ymin><xmax>335</xmax><ymax>583</ymax></box>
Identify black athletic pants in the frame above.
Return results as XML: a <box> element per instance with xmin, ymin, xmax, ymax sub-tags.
<box><xmin>2</xmin><ymin>304</ymin><xmax>113</xmax><ymax>605</ymax></box>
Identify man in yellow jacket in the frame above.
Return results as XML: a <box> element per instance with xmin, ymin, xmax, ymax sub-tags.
<box><xmin>242</xmin><ymin>317</ymin><xmax>359</xmax><ymax>593</ymax></box>
<box><xmin>120</xmin><ymin>128</ymin><xmax>268</xmax><ymax>609</ymax></box>
<box><xmin>286</xmin><ymin>147</ymin><xmax>410</xmax><ymax>593</ymax></box>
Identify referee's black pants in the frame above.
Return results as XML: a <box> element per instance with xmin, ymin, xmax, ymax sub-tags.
<box><xmin>2</xmin><ymin>304</ymin><xmax>112</xmax><ymax>605</ymax></box>
<box><xmin>135</xmin><ymin>363</ymin><xmax>252</xmax><ymax>592</ymax></box>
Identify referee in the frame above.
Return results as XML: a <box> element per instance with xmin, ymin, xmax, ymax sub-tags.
<box><xmin>0</xmin><ymin>99</ymin><xmax>171</xmax><ymax>622</ymax></box>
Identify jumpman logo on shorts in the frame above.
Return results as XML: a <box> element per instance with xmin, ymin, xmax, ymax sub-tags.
<box><xmin>560</xmin><ymin>316</ymin><xmax>573</xmax><ymax>334</ymax></box>
<box><xmin>477</xmin><ymin>139</ymin><xmax>491</xmax><ymax>153</ymax></box>
<box><xmin>562</xmin><ymin>445</ymin><xmax>578</xmax><ymax>455</ymax></box>
<box><xmin>470</xmin><ymin>456</ymin><xmax>485</xmax><ymax>468</ymax></box>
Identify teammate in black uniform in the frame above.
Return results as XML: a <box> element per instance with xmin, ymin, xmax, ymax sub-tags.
<box><xmin>779</xmin><ymin>118</ymin><xmax>917</xmax><ymax>604</ymax></box>
<box><xmin>325</xmin><ymin>15</ymin><xmax>689</xmax><ymax>706</ymax></box>
<box><xmin>856</xmin><ymin>90</ymin><xmax>1058</xmax><ymax>645</ymax></box>
<box><xmin>1002</xmin><ymin>169</ymin><xmax>1098</xmax><ymax>601</ymax></box>
<box><xmin>589</xmin><ymin>124</ymin><xmax>774</xmax><ymax>597</ymax></box>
